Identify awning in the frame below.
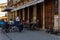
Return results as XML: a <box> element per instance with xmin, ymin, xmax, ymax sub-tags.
<box><xmin>11</xmin><ymin>0</ymin><xmax>44</xmax><ymax>12</ymax></box>
<box><xmin>3</xmin><ymin>6</ymin><xmax>14</xmax><ymax>12</ymax></box>
<box><xmin>2</xmin><ymin>16</ymin><xmax>7</xmax><ymax>19</ymax></box>
<box><xmin>25</xmin><ymin>0</ymin><xmax>44</xmax><ymax>7</ymax></box>
<box><xmin>12</xmin><ymin>5</ymin><xmax>26</xmax><ymax>11</ymax></box>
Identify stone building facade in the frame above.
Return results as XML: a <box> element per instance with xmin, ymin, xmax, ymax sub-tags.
<box><xmin>6</xmin><ymin>0</ymin><xmax>60</xmax><ymax>31</ymax></box>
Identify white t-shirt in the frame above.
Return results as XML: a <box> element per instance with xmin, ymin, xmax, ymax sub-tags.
<box><xmin>15</xmin><ymin>17</ymin><xmax>20</xmax><ymax>21</ymax></box>
<box><xmin>9</xmin><ymin>21</ymin><xmax>14</xmax><ymax>25</ymax></box>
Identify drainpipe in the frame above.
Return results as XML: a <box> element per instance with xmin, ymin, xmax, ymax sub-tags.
<box><xmin>28</xmin><ymin>7</ymin><xmax>29</xmax><ymax>20</ymax></box>
<box><xmin>42</xmin><ymin>2</ymin><xmax>45</xmax><ymax>30</ymax></box>
<box><xmin>14</xmin><ymin>11</ymin><xmax>15</xmax><ymax>20</ymax></box>
<box><xmin>22</xmin><ymin>9</ymin><xmax>25</xmax><ymax>20</ymax></box>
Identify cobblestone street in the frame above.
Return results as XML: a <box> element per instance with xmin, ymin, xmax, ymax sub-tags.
<box><xmin>0</xmin><ymin>30</ymin><xmax>60</xmax><ymax>40</ymax></box>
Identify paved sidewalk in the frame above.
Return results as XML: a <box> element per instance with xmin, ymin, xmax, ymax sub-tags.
<box><xmin>0</xmin><ymin>30</ymin><xmax>60</xmax><ymax>40</ymax></box>
<box><xmin>0</xmin><ymin>31</ymin><xmax>10</xmax><ymax>40</ymax></box>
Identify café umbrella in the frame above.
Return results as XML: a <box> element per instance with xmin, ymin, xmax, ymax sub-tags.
<box><xmin>3</xmin><ymin>6</ymin><xmax>13</xmax><ymax>12</ymax></box>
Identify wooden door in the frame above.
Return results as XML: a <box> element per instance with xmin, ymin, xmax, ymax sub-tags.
<box><xmin>20</xmin><ymin>9</ymin><xmax>23</xmax><ymax>20</ymax></box>
<box><xmin>36</xmin><ymin>3</ymin><xmax>43</xmax><ymax>28</ymax></box>
<box><xmin>45</xmin><ymin>0</ymin><xmax>54</xmax><ymax>30</ymax></box>
<box><xmin>24</xmin><ymin>7</ymin><xmax>28</xmax><ymax>21</ymax></box>
<box><xmin>29</xmin><ymin>6</ymin><xmax>33</xmax><ymax>20</ymax></box>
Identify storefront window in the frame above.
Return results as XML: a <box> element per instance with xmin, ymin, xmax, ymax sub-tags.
<box><xmin>8</xmin><ymin>0</ymin><xmax>13</xmax><ymax>5</ymax></box>
<box><xmin>9</xmin><ymin>0</ymin><xmax>13</xmax><ymax>3</ymax></box>
<box><xmin>54</xmin><ymin>0</ymin><xmax>58</xmax><ymax>15</ymax></box>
